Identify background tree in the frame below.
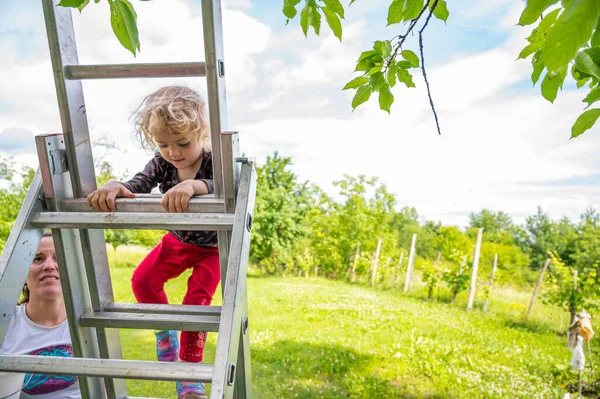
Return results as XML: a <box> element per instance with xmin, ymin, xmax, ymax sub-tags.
<box><xmin>250</xmin><ymin>152</ymin><xmax>311</xmax><ymax>273</ymax></box>
<box><xmin>0</xmin><ymin>158</ymin><xmax>34</xmax><ymax>249</ymax></box>
<box><xmin>543</xmin><ymin>251</ymin><xmax>599</xmax><ymax>324</ymax></box>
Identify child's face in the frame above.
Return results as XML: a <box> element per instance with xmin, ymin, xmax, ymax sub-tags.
<box><xmin>152</xmin><ymin>128</ymin><xmax>203</xmax><ymax>170</ymax></box>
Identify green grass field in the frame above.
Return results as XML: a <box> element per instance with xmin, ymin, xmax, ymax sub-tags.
<box><xmin>107</xmin><ymin>246</ymin><xmax>580</xmax><ymax>398</ymax></box>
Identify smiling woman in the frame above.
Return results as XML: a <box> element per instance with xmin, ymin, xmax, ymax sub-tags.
<box><xmin>0</xmin><ymin>232</ymin><xmax>81</xmax><ymax>399</ymax></box>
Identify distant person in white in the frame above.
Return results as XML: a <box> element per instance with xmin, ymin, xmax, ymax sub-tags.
<box><xmin>0</xmin><ymin>232</ymin><xmax>80</xmax><ymax>398</ymax></box>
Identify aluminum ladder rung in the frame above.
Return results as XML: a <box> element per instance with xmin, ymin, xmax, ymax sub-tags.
<box><xmin>65</xmin><ymin>62</ymin><xmax>207</xmax><ymax>80</ymax></box>
<box><xmin>80</xmin><ymin>311</ymin><xmax>221</xmax><ymax>332</ymax></box>
<box><xmin>0</xmin><ymin>355</ymin><xmax>214</xmax><ymax>382</ymax></box>
<box><xmin>61</xmin><ymin>195</ymin><xmax>226</xmax><ymax>213</ymax></box>
<box><xmin>31</xmin><ymin>212</ymin><xmax>235</xmax><ymax>231</ymax></box>
<box><xmin>103</xmin><ymin>302</ymin><xmax>222</xmax><ymax>316</ymax></box>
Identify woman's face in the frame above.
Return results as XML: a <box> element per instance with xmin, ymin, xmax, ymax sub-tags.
<box><xmin>26</xmin><ymin>236</ymin><xmax>62</xmax><ymax>301</ymax></box>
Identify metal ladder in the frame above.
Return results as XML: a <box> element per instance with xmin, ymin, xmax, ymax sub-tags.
<box><xmin>0</xmin><ymin>1</ymin><xmax>255</xmax><ymax>398</ymax></box>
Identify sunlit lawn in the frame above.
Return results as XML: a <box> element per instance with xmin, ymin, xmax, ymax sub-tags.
<box><xmin>107</xmin><ymin>246</ymin><xmax>578</xmax><ymax>398</ymax></box>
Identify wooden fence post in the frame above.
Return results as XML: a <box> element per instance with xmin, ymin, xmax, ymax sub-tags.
<box><xmin>525</xmin><ymin>258</ymin><xmax>551</xmax><ymax>321</ymax></box>
<box><xmin>371</xmin><ymin>239</ymin><xmax>382</xmax><ymax>287</ymax></box>
<box><xmin>393</xmin><ymin>251</ymin><xmax>404</xmax><ymax>290</ymax></box>
<box><xmin>466</xmin><ymin>228</ymin><xmax>483</xmax><ymax>310</ymax></box>
<box><xmin>351</xmin><ymin>243</ymin><xmax>360</xmax><ymax>283</ymax></box>
<box><xmin>404</xmin><ymin>234</ymin><xmax>417</xmax><ymax>292</ymax></box>
<box><xmin>483</xmin><ymin>253</ymin><xmax>498</xmax><ymax>313</ymax></box>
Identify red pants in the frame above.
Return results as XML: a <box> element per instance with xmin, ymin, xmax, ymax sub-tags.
<box><xmin>131</xmin><ymin>233</ymin><xmax>220</xmax><ymax>362</ymax></box>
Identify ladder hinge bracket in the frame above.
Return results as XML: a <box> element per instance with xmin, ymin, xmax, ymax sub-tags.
<box><xmin>243</xmin><ymin>316</ymin><xmax>249</xmax><ymax>335</ymax></box>
<box><xmin>218</xmin><ymin>59</ymin><xmax>225</xmax><ymax>77</ymax></box>
<box><xmin>50</xmin><ymin>149</ymin><xmax>68</xmax><ymax>175</ymax></box>
<box><xmin>227</xmin><ymin>363</ymin><xmax>236</xmax><ymax>386</ymax></box>
<box><xmin>246</xmin><ymin>214</ymin><xmax>253</xmax><ymax>232</ymax></box>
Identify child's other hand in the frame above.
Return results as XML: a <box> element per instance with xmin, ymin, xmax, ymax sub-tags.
<box><xmin>161</xmin><ymin>181</ymin><xmax>195</xmax><ymax>213</ymax></box>
<box><xmin>86</xmin><ymin>181</ymin><xmax>135</xmax><ymax>212</ymax></box>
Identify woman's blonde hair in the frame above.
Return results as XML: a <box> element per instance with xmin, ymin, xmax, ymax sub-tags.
<box><xmin>133</xmin><ymin>85</ymin><xmax>211</xmax><ymax>152</ymax></box>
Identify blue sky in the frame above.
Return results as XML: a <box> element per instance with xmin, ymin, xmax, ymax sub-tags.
<box><xmin>0</xmin><ymin>0</ymin><xmax>598</xmax><ymax>227</ymax></box>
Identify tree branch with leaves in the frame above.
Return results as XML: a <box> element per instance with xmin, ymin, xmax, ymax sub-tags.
<box><xmin>283</xmin><ymin>0</ymin><xmax>448</xmax><ymax>134</ymax></box>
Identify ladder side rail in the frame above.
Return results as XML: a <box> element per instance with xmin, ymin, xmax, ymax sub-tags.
<box><xmin>42</xmin><ymin>0</ymin><xmax>127</xmax><ymax>395</ymax></box>
<box><xmin>42</xmin><ymin>0</ymin><xmax>95</xmax><ymax>196</ymax></box>
<box><xmin>36</xmin><ymin>135</ymin><xmax>106</xmax><ymax>398</ymax></box>
<box><xmin>222</xmin><ymin>131</ymin><xmax>241</xmax><ymax>212</ymax></box>
<box><xmin>234</xmin><ymin>290</ymin><xmax>252</xmax><ymax>399</ymax></box>
<box><xmin>218</xmin><ymin>132</ymin><xmax>241</xmax><ymax>296</ymax></box>
<box><xmin>211</xmin><ymin>161</ymin><xmax>256</xmax><ymax>399</ymax></box>
<box><xmin>0</xmin><ymin>173</ymin><xmax>44</xmax><ymax>345</ymax></box>
<box><xmin>202</xmin><ymin>0</ymin><xmax>228</xmax><ymax>199</ymax></box>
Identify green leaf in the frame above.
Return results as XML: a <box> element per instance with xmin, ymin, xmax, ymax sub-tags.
<box><xmin>109</xmin><ymin>0</ymin><xmax>140</xmax><ymax>56</ymax></box>
<box><xmin>374</xmin><ymin>40</ymin><xmax>392</xmax><ymax>58</ymax></box>
<box><xmin>562</xmin><ymin>0</ymin><xmax>573</xmax><ymax>7</ymax></box>
<box><xmin>583</xmin><ymin>88</ymin><xmax>600</xmax><ymax>107</ymax></box>
<box><xmin>357</xmin><ymin>50</ymin><xmax>377</xmax><ymax>61</ymax></box>
<box><xmin>571</xmin><ymin>108</ymin><xmax>600</xmax><ymax>138</ymax></box>
<box><xmin>355</xmin><ymin>57</ymin><xmax>375</xmax><ymax>72</ymax></box>
<box><xmin>308</xmin><ymin>1</ymin><xmax>321</xmax><ymax>35</ymax></box>
<box><xmin>583</xmin><ymin>47</ymin><xmax>600</xmax><ymax>65</ymax></box>
<box><xmin>397</xmin><ymin>68</ymin><xmax>416</xmax><ymax>88</ymax></box>
<box><xmin>343</xmin><ymin>76</ymin><xmax>370</xmax><ymax>90</ymax></box>
<box><xmin>574</xmin><ymin>50</ymin><xmax>600</xmax><ymax>79</ymax></box>
<box><xmin>352</xmin><ymin>85</ymin><xmax>372</xmax><ymax>110</ymax></box>
<box><xmin>572</xmin><ymin>63</ymin><xmax>592</xmax><ymax>79</ymax></box>
<box><xmin>58</xmin><ymin>0</ymin><xmax>87</xmax><ymax>7</ymax></box>
<box><xmin>396</xmin><ymin>60</ymin><xmax>413</xmax><ymax>69</ymax></box>
<box><xmin>283</xmin><ymin>0</ymin><xmax>302</xmax><ymax>19</ymax></box>
<box><xmin>300</xmin><ymin>2</ymin><xmax>309</xmax><ymax>35</ymax></box>
<box><xmin>369</xmin><ymin>72</ymin><xmax>386</xmax><ymax>90</ymax></box>
<box><xmin>366</xmin><ymin>66</ymin><xmax>383</xmax><ymax>76</ymax></box>
<box><xmin>322</xmin><ymin>6</ymin><xmax>342</xmax><ymax>41</ymax></box>
<box><xmin>77</xmin><ymin>0</ymin><xmax>90</xmax><ymax>11</ymax></box>
<box><xmin>527</xmin><ymin>8</ymin><xmax>561</xmax><ymax>44</ymax></box>
<box><xmin>403</xmin><ymin>0</ymin><xmax>424</xmax><ymax>21</ymax></box>
<box><xmin>401</xmin><ymin>49</ymin><xmax>420</xmax><ymax>67</ymax></box>
<box><xmin>540</xmin><ymin>67</ymin><xmax>567</xmax><ymax>103</ymax></box>
<box><xmin>387</xmin><ymin>0</ymin><xmax>406</xmax><ymax>26</ymax></box>
<box><xmin>518</xmin><ymin>0</ymin><xmax>559</xmax><ymax>26</ymax></box>
<box><xmin>518</xmin><ymin>43</ymin><xmax>541</xmax><ymax>60</ymax></box>
<box><xmin>578</xmin><ymin>76</ymin><xmax>591</xmax><ymax>88</ymax></box>
<box><xmin>379</xmin><ymin>84</ymin><xmax>394</xmax><ymax>113</ymax></box>
<box><xmin>592</xmin><ymin>30</ymin><xmax>600</xmax><ymax>47</ymax></box>
<box><xmin>531</xmin><ymin>50</ymin><xmax>545</xmax><ymax>85</ymax></box>
<box><xmin>543</xmin><ymin>0</ymin><xmax>599</xmax><ymax>72</ymax></box>
<box><xmin>323</xmin><ymin>0</ymin><xmax>345</xmax><ymax>18</ymax></box>
<box><xmin>387</xmin><ymin>68</ymin><xmax>397</xmax><ymax>87</ymax></box>
<box><xmin>431</xmin><ymin>0</ymin><xmax>449</xmax><ymax>23</ymax></box>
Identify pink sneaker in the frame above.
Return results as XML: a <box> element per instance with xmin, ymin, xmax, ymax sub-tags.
<box><xmin>154</xmin><ymin>330</ymin><xmax>179</xmax><ymax>362</ymax></box>
<box><xmin>176</xmin><ymin>381</ymin><xmax>208</xmax><ymax>399</ymax></box>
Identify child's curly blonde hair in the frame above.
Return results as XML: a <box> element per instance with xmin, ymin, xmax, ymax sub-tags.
<box><xmin>134</xmin><ymin>85</ymin><xmax>211</xmax><ymax>152</ymax></box>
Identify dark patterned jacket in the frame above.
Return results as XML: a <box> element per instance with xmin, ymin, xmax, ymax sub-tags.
<box><xmin>120</xmin><ymin>151</ymin><xmax>217</xmax><ymax>247</ymax></box>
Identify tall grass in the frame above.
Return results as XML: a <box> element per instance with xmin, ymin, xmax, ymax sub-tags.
<box><xmin>107</xmin><ymin>245</ymin><xmax>579</xmax><ymax>398</ymax></box>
